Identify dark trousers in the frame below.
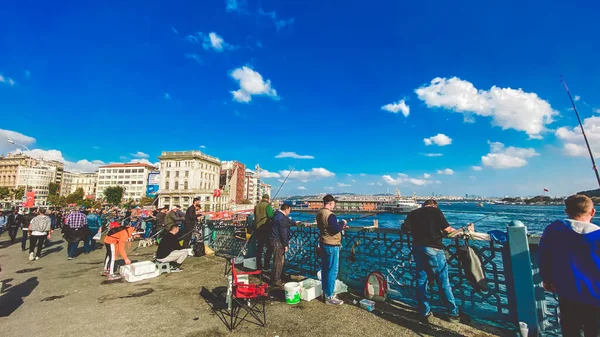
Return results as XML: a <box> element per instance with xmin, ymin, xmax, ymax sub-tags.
<box><xmin>270</xmin><ymin>240</ymin><xmax>285</xmax><ymax>284</ymax></box>
<box><xmin>67</xmin><ymin>241</ymin><xmax>79</xmax><ymax>258</ymax></box>
<box><xmin>559</xmin><ymin>297</ymin><xmax>600</xmax><ymax>337</ymax></box>
<box><xmin>256</xmin><ymin>228</ymin><xmax>273</xmax><ymax>270</ymax></box>
<box><xmin>29</xmin><ymin>235</ymin><xmax>46</xmax><ymax>257</ymax></box>
<box><xmin>8</xmin><ymin>226</ymin><xmax>19</xmax><ymax>243</ymax></box>
<box><xmin>86</xmin><ymin>228</ymin><xmax>100</xmax><ymax>252</ymax></box>
<box><xmin>182</xmin><ymin>224</ymin><xmax>194</xmax><ymax>249</ymax></box>
<box><xmin>21</xmin><ymin>230</ymin><xmax>28</xmax><ymax>250</ymax></box>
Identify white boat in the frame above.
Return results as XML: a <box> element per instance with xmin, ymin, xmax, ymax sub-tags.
<box><xmin>381</xmin><ymin>200</ymin><xmax>421</xmax><ymax>214</ymax></box>
<box><xmin>493</xmin><ymin>200</ymin><xmax>506</xmax><ymax>205</ymax></box>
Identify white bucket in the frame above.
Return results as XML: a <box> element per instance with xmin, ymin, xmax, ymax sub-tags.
<box><xmin>284</xmin><ymin>282</ymin><xmax>301</xmax><ymax>305</ymax></box>
<box><xmin>519</xmin><ymin>322</ymin><xmax>528</xmax><ymax>337</ymax></box>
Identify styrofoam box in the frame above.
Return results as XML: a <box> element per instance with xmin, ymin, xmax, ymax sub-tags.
<box><xmin>130</xmin><ymin>261</ymin><xmax>157</xmax><ymax>276</ymax></box>
<box><xmin>300</xmin><ymin>278</ymin><xmax>322</xmax><ymax>302</ymax></box>
<box><xmin>359</xmin><ymin>299</ymin><xmax>376</xmax><ymax>312</ymax></box>
<box><xmin>119</xmin><ymin>265</ymin><xmax>160</xmax><ymax>283</ymax></box>
<box><xmin>243</xmin><ymin>257</ymin><xmax>257</xmax><ymax>270</ymax></box>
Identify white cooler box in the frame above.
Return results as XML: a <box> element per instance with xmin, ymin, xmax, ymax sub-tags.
<box><xmin>130</xmin><ymin>261</ymin><xmax>157</xmax><ymax>276</ymax></box>
<box><xmin>300</xmin><ymin>278</ymin><xmax>322</xmax><ymax>302</ymax></box>
<box><xmin>119</xmin><ymin>262</ymin><xmax>159</xmax><ymax>283</ymax></box>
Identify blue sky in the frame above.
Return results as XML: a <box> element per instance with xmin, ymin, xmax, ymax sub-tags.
<box><xmin>1</xmin><ymin>0</ymin><xmax>600</xmax><ymax>197</ymax></box>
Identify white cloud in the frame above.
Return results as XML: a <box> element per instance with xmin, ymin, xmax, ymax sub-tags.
<box><xmin>171</xmin><ymin>26</ymin><xmax>179</xmax><ymax>34</ymax></box>
<box><xmin>423</xmin><ymin>173</ymin><xmax>431</xmax><ymax>178</ymax></box>
<box><xmin>130</xmin><ymin>151</ymin><xmax>149</xmax><ymax>159</ymax></box>
<box><xmin>0</xmin><ymin>74</ymin><xmax>15</xmax><ymax>86</ymax></box>
<box><xmin>129</xmin><ymin>159</ymin><xmax>156</xmax><ymax>166</ymax></box>
<box><xmin>437</xmin><ymin>168</ymin><xmax>454</xmax><ymax>175</ymax></box>
<box><xmin>382</xmin><ymin>173</ymin><xmax>435</xmax><ymax>186</ymax></box>
<box><xmin>164</xmin><ymin>93</ymin><xmax>171</xmax><ymax>100</ymax></box>
<box><xmin>230</xmin><ymin>66</ymin><xmax>278</xmax><ymax>103</ymax></box>
<box><xmin>574</xmin><ymin>95</ymin><xmax>581</xmax><ymax>101</ymax></box>
<box><xmin>184</xmin><ymin>53</ymin><xmax>203</xmax><ymax>65</ymax></box>
<box><xmin>199</xmin><ymin>145</ymin><xmax>206</xmax><ymax>149</ymax></box>
<box><xmin>185</xmin><ymin>35</ymin><xmax>199</xmax><ymax>44</ymax></box>
<box><xmin>0</xmin><ymin>129</ymin><xmax>36</xmax><ymax>154</ymax></box>
<box><xmin>258</xmin><ymin>8</ymin><xmax>295</xmax><ymax>31</ymax></box>
<box><xmin>226</xmin><ymin>0</ymin><xmax>248</xmax><ymax>13</ymax></box>
<box><xmin>11</xmin><ymin>148</ymin><xmax>106</xmax><ymax>173</ymax></box>
<box><xmin>337</xmin><ymin>183</ymin><xmax>351</xmax><ymax>187</ymax></box>
<box><xmin>472</xmin><ymin>166</ymin><xmax>483</xmax><ymax>171</ymax></box>
<box><xmin>424</xmin><ymin>133</ymin><xmax>452</xmax><ymax>146</ymax></box>
<box><xmin>275</xmin><ymin>151</ymin><xmax>314</xmax><ymax>159</ymax></box>
<box><xmin>555</xmin><ymin>116</ymin><xmax>600</xmax><ymax>157</ymax></box>
<box><xmin>279</xmin><ymin>168</ymin><xmax>335</xmax><ymax>180</ymax></box>
<box><xmin>381</xmin><ymin>99</ymin><xmax>410</xmax><ymax>117</ymax></box>
<box><xmin>260</xmin><ymin>170</ymin><xmax>281</xmax><ymax>178</ymax></box>
<box><xmin>298</xmin><ymin>186</ymin><xmax>306</xmax><ymax>190</ymax></box>
<box><xmin>595</xmin><ymin>109</ymin><xmax>600</xmax><ymax>114</ymax></box>
<box><xmin>415</xmin><ymin>77</ymin><xmax>558</xmax><ymax>138</ymax></box>
<box><xmin>481</xmin><ymin>141</ymin><xmax>539</xmax><ymax>169</ymax></box>
<box><xmin>423</xmin><ymin>153</ymin><xmax>443</xmax><ymax>157</ymax></box>
<box><xmin>205</xmin><ymin>32</ymin><xmax>236</xmax><ymax>52</ymax></box>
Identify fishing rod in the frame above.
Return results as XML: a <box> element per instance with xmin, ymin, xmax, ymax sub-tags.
<box><xmin>561</xmin><ymin>77</ymin><xmax>600</xmax><ymax>188</ymax></box>
<box><xmin>471</xmin><ymin>212</ymin><xmax>499</xmax><ymax>225</ymax></box>
<box><xmin>344</xmin><ymin>213</ymin><xmax>377</xmax><ymax>222</ymax></box>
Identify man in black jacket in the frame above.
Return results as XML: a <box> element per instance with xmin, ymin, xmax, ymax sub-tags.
<box><xmin>7</xmin><ymin>208</ymin><xmax>22</xmax><ymax>244</ymax></box>
<box><xmin>269</xmin><ymin>204</ymin><xmax>297</xmax><ymax>287</ymax></box>
<box><xmin>154</xmin><ymin>206</ymin><xmax>168</xmax><ymax>236</ymax></box>
<box><xmin>156</xmin><ymin>224</ymin><xmax>187</xmax><ymax>271</ymax></box>
<box><xmin>182</xmin><ymin>198</ymin><xmax>200</xmax><ymax>248</ymax></box>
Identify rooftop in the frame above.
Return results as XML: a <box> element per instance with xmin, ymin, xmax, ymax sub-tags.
<box><xmin>158</xmin><ymin>150</ymin><xmax>220</xmax><ymax>164</ymax></box>
<box><xmin>98</xmin><ymin>163</ymin><xmax>156</xmax><ymax>169</ymax></box>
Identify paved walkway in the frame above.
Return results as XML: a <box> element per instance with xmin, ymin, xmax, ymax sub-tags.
<box><xmin>0</xmin><ymin>233</ymin><xmax>510</xmax><ymax>336</ymax></box>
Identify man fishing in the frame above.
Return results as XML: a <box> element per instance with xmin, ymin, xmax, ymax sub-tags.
<box><xmin>538</xmin><ymin>194</ymin><xmax>600</xmax><ymax>337</ymax></box>
<box><xmin>316</xmin><ymin>194</ymin><xmax>347</xmax><ymax>305</ymax></box>
<box><xmin>401</xmin><ymin>199</ymin><xmax>466</xmax><ymax>323</ymax></box>
<box><xmin>254</xmin><ymin>194</ymin><xmax>274</xmax><ymax>271</ymax></box>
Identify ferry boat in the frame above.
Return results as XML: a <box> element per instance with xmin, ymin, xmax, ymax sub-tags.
<box><xmin>380</xmin><ymin>200</ymin><xmax>420</xmax><ymax>214</ymax></box>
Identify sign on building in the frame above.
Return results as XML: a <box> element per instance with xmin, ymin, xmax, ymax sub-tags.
<box><xmin>146</xmin><ymin>172</ymin><xmax>160</xmax><ymax>197</ymax></box>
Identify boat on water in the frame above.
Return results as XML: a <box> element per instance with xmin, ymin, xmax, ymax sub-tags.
<box><xmin>493</xmin><ymin>200</ymin><xmax>506</xmax><ymax>205</ymax></box>
<box><xmin>477</xmin><ymin>202</ymin><xmax>484</xmax><ymax>208</ymax></box>
<box><xmin>380</xmin><ymin>200</ymin><xmax>421</xmax><ymax>214</ymax></box>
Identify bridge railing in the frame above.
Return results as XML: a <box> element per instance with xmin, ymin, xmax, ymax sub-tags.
<box><xmin>206</xmin><ymin>220</ymin><xmax>559</xmax><ymax>336</ymax></box>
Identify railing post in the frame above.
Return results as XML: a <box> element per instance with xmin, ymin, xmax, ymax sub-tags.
<box><xmin>507</xmin><ymin>220</ymin><xmax>539</xmax><ymax>336</ymax></box>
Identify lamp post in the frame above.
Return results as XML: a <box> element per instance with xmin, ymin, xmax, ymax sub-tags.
<box><xmin>6</xmin><ymin>138</ymin><xmax>32</xmax><ymax>207</ymax></box>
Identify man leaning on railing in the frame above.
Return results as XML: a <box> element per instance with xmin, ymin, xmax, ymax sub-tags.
<box><xmin>538</xmin><ymin>194</ymin><xmax>600</xmax><ymax>337</ymax></box>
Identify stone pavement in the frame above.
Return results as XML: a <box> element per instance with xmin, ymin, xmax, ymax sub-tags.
<box><xmin>0</xmin><ymin>234</ymin><xmax>510</xmax><ymax>337</ymax></box>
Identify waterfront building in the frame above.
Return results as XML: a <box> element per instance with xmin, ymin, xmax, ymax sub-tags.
<box><xmin>61</xmin><ymin>172</ymin><xmax>98</xmax><ymax>198</ymax></box>
<box><xmin>0</xmin><ymin>153</ymin><xmax>64</xmax><ymax>189</ymax></box>
<box><xmin>16</xmin><ymin>164</ymin><xmax>57</xmax><ymax>205</ymax></box>
<box><xmin>244</xmin><ymin>169</ymin><xmax>259</xmax><ymax>205</ymax></box>
<box><xmin>157</xmin><ymin>151</ymin><xmax>227</xmax><ymax>211</ymax></box>
<box><xmin>220</xmin><ymin>161</ymin><xmax>246</xmax><ymax>206</ymax></box>
<box><xmin>95</xmin><ymin>163</ymin><xmax>157</xmax><ymax>202</ymax></box>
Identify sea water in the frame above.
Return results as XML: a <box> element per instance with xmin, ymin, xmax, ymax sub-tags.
<box><xmin>291</xmin><ymin>203</ymin><xmax>566</xmax><ymax>234</ymax></box>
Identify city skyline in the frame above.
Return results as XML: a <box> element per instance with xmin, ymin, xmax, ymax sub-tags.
<box><xmin>1</xmin><ymin>0</ymin><xmax>600</xmax><ymax>197</ymax></box>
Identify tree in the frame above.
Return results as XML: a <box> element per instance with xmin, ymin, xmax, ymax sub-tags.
<box><xmin>48</xmin><ymin>182</ymin><xmax>59</xmax><ymax>196</ymax></box>
<box><xmin>139</xmin><ymin>196</ymin><xmax>156</xmax><ymax>206</ymax></box>
<box><xmin>48</xmin><ymin>195</ymin><xmax>67</xmax><ymax>207</ymax></box>
<box><xmin>13</xmin><ymin>187</ymin><xmax>25</xmax><ymax>200</ymax></box>
<box><xmin>104</xmin><ymin>186</ymin><xmax>124</xmax><ymax>206</ymax></box>
<box><xmin>0</xmin><ymin>186</ymin><xmax>10</xmax><ymax>200</ymax></box>
<box><xmin>66</xmin><ymin>187</ymin><xmax>85</xmax><ymax>204</ymax></box>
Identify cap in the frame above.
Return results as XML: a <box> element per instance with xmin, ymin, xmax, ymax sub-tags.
<box><xmin>174</xmin><ymin>205</ymin><xmax>181</xmax><ymax>209</ymax></box>
<box><xmin>323</xmin><ymin>194</ymin><xmax>337</xmax><ymax>203</ymax></box>
<box><xmin>262</xmin><ymin>194</ymin><xmax>270</xmax><ymax>200</ymax></box>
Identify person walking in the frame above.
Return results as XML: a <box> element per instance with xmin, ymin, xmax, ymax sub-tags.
<box><xmin>254</xmin><ymin>194</ymin><xmax>274</xmax><ymax>271</ymax></box>
<box><xmin>538</xmin><ymin>194</ymin><xmax>600</xmax><ymax>337</ymax></box>
<box><xmin>7</xmin><ymin>208</ymin><xmax>22</xmax><ymax>244</ymax></box>
<box><xmin>21</xmin><ymin>208</ymin><xmax>36</xmax><ymax>251</ymax></box>
<box><xmin>28</xmin><ymin>208</ymin><xmax>52</xmax><ymax>261</ymax></box>
<box><xmin>64</xmin><ymin>208</ymin><xmax>88</xmax><ymax>260</ymax></box>
<box><xmin>269</xmin><ymin>204</ymin><xmax>296</xmax><ymax>287</ymax></box>
<box><xmin>316</xmin><ymin>194</ymin><xmax>347</xmax><ymax>305</ymax></box>
<box><xmin>401</xmin><ymin>199</ymin><xmax>462</xmax><ymax>323</ymax></box>
<box><xmin>86</xmin><ymin>209</ymin><xmax>102</xmax><ymax>252</ymax></box>
<box><xmin>182</xmin><ymin>198</ymin><xmax>200</xmax><ymax>249</ymax></box>
<box><xmin>0</xmin><ymin>211</ymin><xmax>7</xmax><ymax>236</ymax></box>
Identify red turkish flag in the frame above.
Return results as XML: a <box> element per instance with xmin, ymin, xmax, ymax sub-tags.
<box><xmin>25</xmin><ymin>191</ymin><xmax>35</xmax><ymax>207</ymax></box>
<box><xmin>543</xmin><ymin>188</ymin><xmax>549</xmax><ymax>192</ymax></box>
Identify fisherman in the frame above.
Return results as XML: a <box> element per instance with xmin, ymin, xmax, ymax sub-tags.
<box><xmin>103</xmin><ymin>224</ymin><xmax>136</xmax><ymax>280</ymax></box>
<box><xmin>164</xmin><ymin>205</ymin><xmax>184</xmax><ymax>232</ymax></box>
<box><xmin>154</xmin><ymin>206</ymin><xmax>168</xmax><ymax>236</ymax></box>
<box><xmin>254</xmin><ymin>194</ymin><xmax>274</xmax><ymax>271</ymax></box>
<box><xmin>316</xmin><ymin>194</ymin><xmax>347</xmax><ymax>305</ymax></box>
<box><xmin>182</xmin><ymin>198</ymin><xmax>200</xmax><ymax>249</ymax></box>
<box><xmin>401</xmin><ymin>199</ymin><xmax>463</xmax><ymax>323</ymax></box>
<box><xmin>28</xmin><ymin>208</ymin><xmax>51</xmax><ymax>261</ymax></box>
<box><xmin>269</xmin><ymin>203</ymin><xmax>297</xmax><ymax>287</ymax></box>
<box><xmin>156</xmin><ymin>224</ymin><xmax>187</xmax><ymax>271</ymax></box>
<box><xmin>538</xmin><ymin>194</ymin><xmax>600</xmax><ymax>337</ymax></box>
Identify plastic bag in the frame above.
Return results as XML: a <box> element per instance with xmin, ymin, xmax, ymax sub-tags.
<box><xmin>92</xmin><ymin>229</ymin><xmax>101</xmax><ymax>241</ymax></box>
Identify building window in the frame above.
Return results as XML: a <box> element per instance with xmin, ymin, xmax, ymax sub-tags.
<box><xmin>166</xmin><ymin>171</ymin><xmax>170</xmax><ymax>178</ymax></box>
<box><xmin>185</xmin><ymin>171</ymin><xmax>189</xmax><ymax>178</ymax></box>
<box><xmin>174</xmin><ymin>181</ymin><xmax>179</xmax><ymax>190</ymax></box>
<box><xmin>175</xmin><ymin>171</ymin><xmax>179</xmax><ymax>178</ymax></box>
<box><xmin>165</xmin><ymin>181</ymin><xmax>170</xmax><ymax>190</ymax></box>
<box><xmin>184</xmin><ymin>181</ymin><xmax>188</xmax><ymax>189</ymax></box>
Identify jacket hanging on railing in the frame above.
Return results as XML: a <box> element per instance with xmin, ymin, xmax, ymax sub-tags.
<box><xmin>457</xmin><ymin>233</ymin><xmax>489</xmax><ymax>292</ymax></box>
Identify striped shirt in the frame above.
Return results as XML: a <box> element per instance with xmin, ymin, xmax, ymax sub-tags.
<box><xmin>66</xmin><ymin>211</ymin><xmax>87</xmax><ymax>229</ymax></box>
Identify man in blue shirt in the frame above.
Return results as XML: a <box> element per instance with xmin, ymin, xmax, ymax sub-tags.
<box><xmin>539</xmin><ymin>194</ymin><xmax>600</xmax><ymax>337</ymax></box>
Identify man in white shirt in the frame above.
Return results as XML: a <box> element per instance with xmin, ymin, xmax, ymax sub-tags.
<box><xmin>28</xmin><ymin>208</ymin><xmax>52</xmax><ymax>261</ymax></box>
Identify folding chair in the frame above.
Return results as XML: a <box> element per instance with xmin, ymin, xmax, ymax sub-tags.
<box><xmin>227</xmin><ymin>258</ymin><xmax>268</xmax><ymax>331</ymax></box>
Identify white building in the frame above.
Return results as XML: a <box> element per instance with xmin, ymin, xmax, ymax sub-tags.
<box><xmin>158</xmin><ymin>151</ymin><xmax>227</xmax><ymax>211</ymax></box>
<box><xmin>16</xmin><ymin>165</ymin><xmax>57</xmax><ymax>206</ymax></box>
<box><xmin>244</xmin><ymin>169</ymin><xmax>258</xmax><ymax>205</ymax></box>
<box><xmin>61</xmin><ymin>172</ymin><xmax>98</xmax><ymax>198</ymax></box>
<box><xmin>258</xmin><ymin>182</ymin><xmax>272</xmax><ymax>200</ymax></box>
<box><xmin>96</xmin><ymin>163</ymin><xmax>157</xmax><ymax>202</ymax></box>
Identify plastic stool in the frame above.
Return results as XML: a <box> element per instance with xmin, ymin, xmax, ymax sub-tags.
<box><xmin>155</xmin><ymin>261</ymin><xmax>172</xmax><ymax>274</ymax></box>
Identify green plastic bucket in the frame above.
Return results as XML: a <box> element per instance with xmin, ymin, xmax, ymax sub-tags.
<box><xmin>284</xmin><ymin>282</ymin><xmax>301</xmax><ymax>305</ymax></box>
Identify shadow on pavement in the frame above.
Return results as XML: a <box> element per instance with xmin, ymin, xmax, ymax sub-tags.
<box><xmin>1</xmin><ymin>278</ymin><xmax>14</xmax><ymax>293</ymax></box>
<box><xmin>0</xmin><ymin>276</ymin><xmax>39</xmax><ymax>317</ymax></box>
<box><xmin>41</xmin><ymin>246</ymin><xmax>63</xmax><ymax>257</ymax></box>
<box><xmin>200</xmin><ymin>286</ymin><xmax>231</xmax><ymax>330</ymax></box>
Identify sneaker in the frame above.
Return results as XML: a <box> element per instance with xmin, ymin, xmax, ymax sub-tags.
<box><xmin>107</xmin><ymin>275</ymin><xmax>122</xmax><ymax>281</ymax></box>
<box><xmin>170</xmin><ymin>268</ymin><xmax>183</xmax><ymax>273</ymax></box>
<box><xmin>101</xmin><ymin>270</ymin><xmax>111</xmax><ymax>276</ymax></box>
<box><xmin>326</xmin><ymin>297</ymin><xmax>344</xmax><ymax>305</ymax></box>
<box><xmin>67</xmin><ymin>257</ymin><xmax>74</xmax><ymax>260</ymax></box>
<box><xmin>35</xmin><ymin>256</ymin><xmax>40</xmax><ymax>260</ymax></box>
<box><xmin>420</xmin><ymin>312</ymin><xmax>433</xmax><ymax>324</ymax></box>
<box><xmin>29</xmin><ymin>252</ymin><xmax>35</xmax><ymax>261</ymax></box>
<box><xmin>447</xmin><ymin>314</ymin><xmax>461</xmax><ymax>323</ymax></box>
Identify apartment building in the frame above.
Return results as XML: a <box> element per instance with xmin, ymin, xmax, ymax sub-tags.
<box><xmin>220</xmin><ymin>161</ymin><xmax>246</xmax><ymax>205</ymax></box>
<box><xmin>61</xmin><ymin>172</ymin><xmax>98</xmax><ymax>198</ymax></box>
<box><xmin>16</xmin><ymin>164</ymin><xmax>57</xmax><ymax>205</ymax></box>
<box><xmin>244</xmin><ymin>169</ymin><xmax>258</xmax><ymax>204</ymax></box>
<box><xmin>96</xmin><ymin>163</ymin><xmax>157</xmax><ymax>202</ymax></box>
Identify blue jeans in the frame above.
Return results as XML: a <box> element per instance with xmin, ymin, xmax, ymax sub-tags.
<box><xmin>68</xmin><ymin>241</ymin><xmax>79</xmax><ymax>258</ymax></box>
<box><xmin>413</xmin><ymin>245</ymin><xmax>459</xmax><ymax>317</ymax></box>
<box><xmin>86</xmin><ymin>228</ymin><xmax>100</xmax><ymax>252</ymax></box>
<box><xmin>320</xmin><ymin>245</ymin><xmax>340</xmax><ymax>298</ymax></box>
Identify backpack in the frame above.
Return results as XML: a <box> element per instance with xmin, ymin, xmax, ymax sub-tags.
<box><xmin>364</xmin><ymin>271</ymin><xmax>388</xmax><ymax>302</ymax></box>
<box><xmin>107</xmin><ymin>226</ymin><xmax>127</xmax><ymax>237</ymax></box>
<box><xmin>193</xmin><ymin>242</ymin><xmax>206</xmax><ymax>257</ymax></box>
